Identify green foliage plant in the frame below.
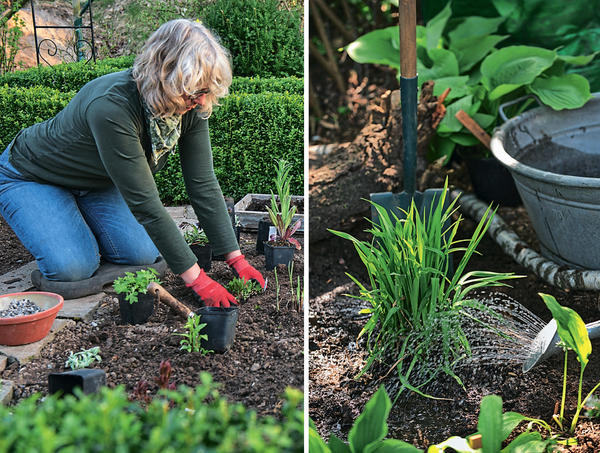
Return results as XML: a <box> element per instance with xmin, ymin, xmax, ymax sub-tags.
<box><xmin>329</xmin><ymin>182</ymin><xmax>519</xmax><ymax>398</ymax></box>
<box><xmin>182</xmin><ymin>222</ymin><xmax>209</xmax><ymax>246</ymax></box>
<box><xmin>65</xmin><ymin>347</ymin><xmax>102</xmax><ymax>370</ymax></box>
<box><xmin>174</xmin><ymin>315</ymin><xmax>211</xmax><ymax>355</ymax></box>
<box><xmin>266</xmin><ymin>159</ymin><xmax>302</xmax><ymax>249</ymax></box>
<box><xmin>539</xmin><ymin>293</ymin><xmax>600</xmax><ymax>435</ymax></box>
<box><xmin>113</xmin><ymin>268</ymin><xmax>160</xmax><ymax>304</ymax></box>
<box><xmin>274</xmin><ymin>268</ymin><xmax>280</xmax><ymax>311</ymax></box>
<box><xmin>0</xmin><ymin>5</ymin><xmax>25</xmax><ymax>75</ymax></box>
<box><xmin>226</xmin><ymin>277</ymin><xmax>262</xmax><ymax>302</ymax></box>
<box><xmin>346</xmin><ymin>3</ymin><xmax>596</xmax><ymax>162</ymax></box>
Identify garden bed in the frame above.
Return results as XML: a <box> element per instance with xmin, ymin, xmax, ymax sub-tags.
<box><xmin>0</xmin><ymin>226</ymin><xmax>303</xmax><ymax>417</ymax></box>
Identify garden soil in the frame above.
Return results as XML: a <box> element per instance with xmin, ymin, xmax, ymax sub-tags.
<box><xmin>309</xmin><ymin>63</ymin><xmax>600</xmax><ymax>450</ymax></box>
<box><xmin>0</xmin><ymin>224</ymin><xmax>303</xmax><ymax>418</ymax></box>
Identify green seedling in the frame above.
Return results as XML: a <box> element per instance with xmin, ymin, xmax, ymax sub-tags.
<box><xmin>65</xmin><ymin>346</ymin><xmax>102</xmax><ymax>370</ymax></box>
<box><xmin>287</xmin><ymin>262</ymin><xmax>303</xmax><ymax>311</ymax></box>
<box><xmin>113</xmin><ymin>268</ymin><xmax>160</xmax><ymax>304</ymax></box>
<box><xmin>266</xmin><ymin>158</ymin><xmax>301</xmax><ymax>249</ymax></box>
<box><xmin>182</xmin><ymin>222</ymin><xmax>209</xmax><ymax>246</ymax></box>
<box><xmin>226</xmin><ymin>277</ymin><xmax>261</xmax><ymax>302</ymax></box>
<box><xmin>174</xmin><ymin>316</ymin><xmax>212</xmax><ymax>355</ymax></box>
<box><xmin>274</xmin><ymin>268</ymin><xmax>280</xmax><ymax>311</ymax></box>
<box><xmin>539</xmin><ymin>293</ymin><xmax>600</xmax><ymax>435</ymax></box>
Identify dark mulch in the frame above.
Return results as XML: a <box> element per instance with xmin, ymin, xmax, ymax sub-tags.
<box><xmin>0</xmin><ymin>216</ymin><xmax>32</xmax><ymax>275</ymax></box>
<box><xmin>0</xmin><ymin>221</ymin><xmax>304</xmax><ymax>417</ymax></box>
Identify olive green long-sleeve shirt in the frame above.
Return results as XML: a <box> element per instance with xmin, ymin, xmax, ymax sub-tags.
<box><xmin>8</xmin><ymin>69</ymin><xmax>238</xmax><ymax>274</ymax></box>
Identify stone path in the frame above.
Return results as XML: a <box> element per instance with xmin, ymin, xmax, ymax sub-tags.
<box><xmin>0</xmin><ymin>206</ymin><xmax>198</xmax><ymax>403</ymax></box>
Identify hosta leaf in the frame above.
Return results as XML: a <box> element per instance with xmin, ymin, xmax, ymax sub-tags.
<box><xmin>348</xmin><ymin>386</ymin><xmax>390</xmax><ymax>453</ymax></box>
<box><xmin>417</xmin><ymin>48</ymin><xmax>459</xmax><ymax>84</ymax></box>
<box><xmin>448</xmin><ymin>133</ymin><xmax>481</xmax><ymax>147</ymax></box>
<box><xmin>501</xmin><ymin>431</ymin><xmax>544</xmax><ymax>453</ymax></box>
<box><xmin>472</xmin><ymin>113</ymin><xmax>496</xmax><ymax>129</ymax></box>
<box><xmin>432</xmin><ymin>76</ymin><xmax>470</xmax><ymax>102</ymax></box>
<box><xmin>478</xmin><ymin>395</ymin><xmax>503</xmax><ymax>453</ymax></box>
<box><xmin>364</xmin><ymin>439</ymin><xmax>422</xmax><ymax>453</ymax></box>
<box><xmin>540</xmin><ymin>293</ymin><xmax>591</xmax><ymax>368</ymax></box>
<box><xmin>501</xmin><ymin>411</ymin><xmax>526</xmax><ymax>441</ymax></box>
<box><xmin>425</xmin><ymin>2</ymin><xmax>451</xmax><ymax>50</ymax></box>
<box><xmin>436</xmin><ymin>95</ymin><xmax>477</xmax><ymax>133</ymax></box>
<box><xmin>451</xmin><ymin>35</ymin><xmax>508</xmax><ymax>72</ymax></box>
<box><xmin>481</xmin><ymin>46</ymin><xmax>556</xmax><ymax>96</ymax></box>
<box><xmin>557</xmin><ymin>51</ymin><xmax>600</xmax><ymax>66</ymax></box>
<box><xmin>328</xmin><ymin>435</ymin><xmax>351</xmax><ymax>453</ymax></box>
<box><xmin>427</xmin><ymin>134</ymin><xmax>455</xmax><ymax>164</ymax></box>
<box><xmin>309</xmin><ymin>426</ymin><xmax>331</xmax><ymax>453</ymax></box>
<box><xmin>448</xmin><ymin>16</ymin><xmax>505</xmax><ymax>42</ymax></box>
<box><xmin>433</xmin><ymin>436</ymin><xmax>474</xmax><ymax>453</ymax></box>
<box><xmin>347</xmin><ymin>27</ymin><xmax>399</xmax><ymax>70</ymax></box>
<box><xmin>529</xmin><ymin>74</ymin><xmax>591</xmax><ymax>110</ymax></box>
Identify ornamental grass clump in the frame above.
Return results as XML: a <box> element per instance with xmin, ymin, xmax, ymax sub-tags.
<box><xmin>266</xmin><ymin>158</ymin><xmax>301</xmax><ymax>249</ymax></box>
<box><xmin>330</xmin><ymin>183</ymin><xmax>519</xmax><ymax>398</ymax></box>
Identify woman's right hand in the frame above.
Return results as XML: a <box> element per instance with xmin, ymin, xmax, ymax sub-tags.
<box><xmin>186</xmin><ymin>269</ymin><xmax>237</xmax><ymax>308</ymax></box>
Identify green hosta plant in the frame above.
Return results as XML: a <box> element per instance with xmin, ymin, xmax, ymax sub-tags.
<box><xmin>226</xmin><ymin>277</ymin><xmax>262</xmax><ymax>302</ymax></box>
<box><xmin>539</xmin><ymin>293</ymin><xmax>600</xmax><ymax>435</ymax></box>
<box><xmin>266</xmin><ymin>158</ymin><xmax>301</xmax><ymax>249</ymax></box>
<box><xmin>65</xmin><ymin>346</ymin><xmax>102</xmax><ymax>370</ymax></box>
<box><xmin>174</xmin><ymin>315</ymin><xmax>212</xmax><ymax>355</ymax></box>
<box><xmin>346</xmin><ymin>3</ymin><xmax>596</xmax><ymax>162</ymax></box>
<box><xmin>182</xmin><ymin>222</ymin><xmax>209</xmax><ymax>246</ymax></box>
<box><xmin>113</xmin><ymin>268</ymin><xmax>160</xmax><ymax>304</ymax></box>
<box><xmin>329</xmin><ymin>182</ymin><xmax>519</xmax><ymax>398</ymax></box>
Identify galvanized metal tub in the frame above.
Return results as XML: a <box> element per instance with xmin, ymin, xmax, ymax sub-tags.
<box><xmin>491</xmin><ymin>94</ymin><xmax>600</xmax><ymax>269</ymax></box>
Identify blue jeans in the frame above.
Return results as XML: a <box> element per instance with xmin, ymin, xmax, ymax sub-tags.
<box><xmin>0</xmin><ymin>149</ymin><xmax>159</xmax><ymax>281</ymax></box>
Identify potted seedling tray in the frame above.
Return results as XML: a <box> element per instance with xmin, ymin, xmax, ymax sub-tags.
<box><xmin>0</xmin><ymin>292</ymin><xmax>64</xmax><ymax>346</ymax></box>
<box><xmin>235</xmin><ymin>194</ymin><xmax>304</xmax><ymax>232</ymax></box>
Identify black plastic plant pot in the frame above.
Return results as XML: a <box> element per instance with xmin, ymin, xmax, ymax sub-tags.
<box><xmin>48</xmin><ymin>369</ymin><xmax>106</xmax><ymax>396</ymax></box>
<box><xmin>465</xmin><ymin>156</ymin><xmax>522</xmax><ymax>207</ymax></box>
<box><xmin>190</xmin><ymin>243</ymin><xmax>212</xmax><ymax>271</ymax></box>
<box><xmin>264</xmin><ymin>242</ymin><xmax>295</xmax><ymax>271</ymax></box>
<box><xmin>118</xmin><ymin>292</ymin><xmax>154</xmax><ymax>325</ymax></box>
<box><xmin>256</xmin><ymin>219</ymin><xmax>273</xmax><ymax>254</ymax></box>
<box><xmin>197</xmin><ymin>306</ymin><xmax>239</xmax><ymax>354</ymax></box>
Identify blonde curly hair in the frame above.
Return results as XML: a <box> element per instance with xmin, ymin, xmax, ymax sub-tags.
<box><xmin>132</xmin><ymin>19</ymin><xmax>232</xmax><ymax>118</ymax></box>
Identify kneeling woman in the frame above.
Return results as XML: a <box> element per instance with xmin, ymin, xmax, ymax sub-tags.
<box><xmin>0</xmin><ymin>19</ymin><xmax>264</xmax><ymax>307</ymax></box>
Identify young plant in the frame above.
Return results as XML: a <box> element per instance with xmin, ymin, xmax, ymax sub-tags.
<box><xmin>182</xmin><ymin>222</ymin><xmax>209</xmax><ymax>246</ymax></box>
<box><xmin>155</xmin><ymin>360</ymin><xmax>176</xmax><ymax>391</ymax></box>
<box><xmin>266</xmin><ymin>159</ymin><xmax>302</xmax><ymax>249</ymax></box>
<box><xmin>287</xmin><ymin>262</ymin><xmax>303</xmax><ymax>311</ymax></box>
<box><xmin>226</xmin><ymin>277</ymin><xmax>261</xmax><ymax>302</ymax></box>
<box><xmin>65</xmin><ymin>346</ymin><xmax>102</xmax><ymax>370</ymax></box>
<box><xmin>173</xmin><ymin>315</ymin><xmax>212</xmax><ymax>355</ymax></box>
<box><xmin>539</xmin><ymin>293</ymin><xmax>600</xmax><ymax>434</ymax></box>
<box><xmin>274</xmin><ymin>268</ymin><xmax>280</xmax><ymax>311</ymax></box>
<box><xmin>329</xmin><ymin>182</ymin><xmax>520</xmax><ymax>398</ymax></box>
<box><xmin>113</xmin><ymin>268</ymin><xmax>160</xmax><ymax>304</ymax></box>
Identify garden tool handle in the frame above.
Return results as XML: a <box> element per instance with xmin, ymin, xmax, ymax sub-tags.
<box><xmin>399</xmin><ymin>0</ymin><xmax>417</xmax><ymax>78</ymax></box>
<box><xmin>147</xmin><ymin>282</ymin><xmax>194</xmax><ymax>319</ymax></box>
<box><xmin>498</xmin><ymin>94</ymin><xmax>543</xmax><ymax>123</ymax></box>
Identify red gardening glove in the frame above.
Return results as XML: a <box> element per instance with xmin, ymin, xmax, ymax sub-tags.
<box><xmin>186</xmin><ymin>270</ymin><xmax>237</xmax><ymax>308</ymax></box>
<box><xmin>226</xmin><ymin>254</ymin><xmax>266</xmax><ymax>289</ymax></box>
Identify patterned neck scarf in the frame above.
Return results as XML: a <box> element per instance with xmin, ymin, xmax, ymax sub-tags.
<box><xmin>141</xmin><ymin>100</ymin><xmax>182</xmax><ymax>166</ymax></box>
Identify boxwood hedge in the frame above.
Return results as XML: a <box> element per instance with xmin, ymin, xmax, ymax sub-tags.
<box><xmin>0</xmin><ymin>84</ymin><xmax>302</xmax><ymax>200</ymax></box>
<box><xmin>0</xmin><ymin>374</ymin><xmax>303</xmax><ymax>452</ymax></box>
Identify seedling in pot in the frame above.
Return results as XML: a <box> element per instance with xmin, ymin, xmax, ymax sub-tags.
<box><xmin>266</xmin><ymin>159</ymin><xmax>301</xmax><ymax>249</ymax></box>
<box><xmin>113</xmin><ymin>268</ymin><xmax>161</xmax><ymax>304</ymax></box>
<box><xmin>65</xmin><ymin>346</ymin><xmax>102</xmax><ymax>370</ymax></box>
<box><xmin>182</xmin><ymin>222</ymin><xmax>209</xmax><ymax>246</ymax></box>
<box><xmin>226</xmin><ymin>277</ymin><xmax>261</xmax><ymax>303</ymax></box>
<box><xmin>174</xmin><ymin>316</ymin><xmax>213</xmax><ymax>355</ymax></box>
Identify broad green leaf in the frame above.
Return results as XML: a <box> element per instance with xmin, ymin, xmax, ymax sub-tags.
<box><xmin>425</xmin><ymin>2</ymin><xmax>451</xmax><ymax>50</ymax></box>
<box><xmin>365</xmin><ymin>439</ymin><xmax>422</xmax><ymax>453</ymax></box>
<box><xmin>540</xmin><ymin>293</ymin><xmax>591</xmax><ymax>367</ymax></box>
<box><xmin>448</xmin><ymin>16</ymin><xmax>505</xmax><ymax>42</ymax></box>
<box><xmin>417</xmin><ymin>48</ymin><xmax>459</xmax><ymax>83</ymax></box>
<box><xmin>501</xmin><ymin>411</ymin><xmax>526</xmax><ymax>441</ymax></box>
<box><xmin>448</xmin><ymin>133</ymin><xmax>481</xmax><ymax>147</ymax></box>
<box><xmin>432</xmin><ymin>76</ymin><xmax>470</xmax><ymax>101</ymax></box>
<box><xmin>310</xmin><ymin>426</ymin><xmax>332</xmax><ymax>453</ymax></box>
<box><xmin>558</xmin><ymin>51</ymin><xmax>600</xmax><ymax>66</ymax></box>
<box><xmin>529</xmin><ymin>74</ymin><xmax>591</xmax><ymax>110</ymax></box>
<box><xmin>451</xmin><ymin>35</ymin><xmax>508</xmax><ymax>72</ymax></box>
<box><xmin>472</xmin><ymin>113</ymin><xmax>496</xmax><ymax>129</ymax></box>
<box><xmin>478</xmin><ymin>395</ymin><xmax>503</xmax><ymax>453</ymax></box>
<box><xmin>428</xmin><ymin>134</ymin><xmax>455</xmax><ymax>163</ymax></box>
<box><xmin>433</xmin><ymin>436</ymin><xmax>475</xmax><ymax>452</ymax></box>
<box><xmin>492</xmin><ymin>0</ymin><xmax>519</xmax><ymax>19</ymax></box>
<box><xmin>436</xmin><ymin>95</ymin><xmax>478</xmax><ymax>133</ymax></box>
<box><xmin>501</xmin><ymin>431</ymin><xmax>543</xmax><ymax>453</ymax></box>
<box><xmin>329</xmin><ymin>435</ymin><xmax>352</xmax><ymax>453</ymax></box>
<box><xmin>481</xmin><ymin>46</ymin><xmax>557</xmax><ymax>97</ymax></box>
<box><xmin>347</xmin><ymin>27</ymin><xmax>399</xmax><ymax>70</ymax></box>
<box><xmin>348</xmin><ymin>386</ymin><xmax>391</xmax><ymax>453</ymax></box>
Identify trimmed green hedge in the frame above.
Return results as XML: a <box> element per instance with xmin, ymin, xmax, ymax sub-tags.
<box><xmin>0</xmin><ymin>58</ymin><xmax>302</xmax><ymax>96</ymax></box>
<box><xmin>0</xmin><ymin>86</ymin><xmax>303</xmax><ymax>200</ymax></box>
<box><xmin>0</xmin><ymin>374</ymin><xmax>303</xmax><ymax>452</ymax></box>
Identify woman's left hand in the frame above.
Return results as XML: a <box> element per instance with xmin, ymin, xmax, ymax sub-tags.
<box><xmin>226</xmin><ymin>254</ymin><xmax>266</xmax><ymax>289</ymax></box>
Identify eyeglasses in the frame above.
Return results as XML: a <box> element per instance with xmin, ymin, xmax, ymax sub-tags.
<box><xmin>189</xmin><ymin>88</ymin><xmax>210</xmax><ymax>101</ymax></box>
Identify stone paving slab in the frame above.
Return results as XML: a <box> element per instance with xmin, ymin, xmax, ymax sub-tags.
<box><xmin>0</xmin><ymin>319</ymin><xmax>75</xmax><ymax>365</ymax></box>
<box><xmin>0</xmin><ymin>355</ymin><xmax>6</xmax><ymax>372</ymax></box>
<box><xmin>0</xmin><ymin>261</ymin><xmax>37</xmax><ymax>294</ymax></box>
<box><xmin>58</xmin><ymin>292</ymin><xmax>106</xmax><ymax>321</ymax></box>
<box><xmin>0</xmin><ymin>379</ymin><xmax>14</xmax><ymax>405</ymax></box>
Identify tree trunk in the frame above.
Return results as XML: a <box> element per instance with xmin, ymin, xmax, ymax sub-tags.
<box><xmin>309</xmin><ymin>81</ymin><xmax>441</xmax><ymax>243</ymax></box>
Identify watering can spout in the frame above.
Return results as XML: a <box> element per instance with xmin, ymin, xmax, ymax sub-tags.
<box><xmin>523</xmin><ymin>320</ymin><xmax>600</xmax><ymax>373</ymax></box>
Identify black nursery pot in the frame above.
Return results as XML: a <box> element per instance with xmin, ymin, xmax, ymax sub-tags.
<box><xmin>465</xmin><ymin>156</ymin><xmax>522</xmax><ymax>206</ymax></box>
<box><xmin>118</xmin><ymin>292</ymin><xmax>154</xmax><ymax>325</ymax></box>
<box><xmin>48</xmin><ymin>369</ymin><xmax>106</xmax><ymax>396</ymax></box>
<box><xmin>190</xmin><ymin>243</ymin><xmax>212</xmax><ymax>271</ymax></box>
<box><xmin>264</xmin><ymin>242</ymin><xmax>295</xmax><ymax>271</ymax></box>
<box><xmin>197</xmin><ymin>306</ymin><xmax>239</xmax><ymax>354</ymax></box>
<box><xmin>256</xmin><ymin>219</ymin><xmax>273</xmax><ymax>255</ymax></box>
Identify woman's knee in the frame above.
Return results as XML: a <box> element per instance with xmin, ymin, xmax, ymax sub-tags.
<box><xmin>39</xmin><ymin>252</ymin><xmax>100</xmax><ymax>282</ymax></box>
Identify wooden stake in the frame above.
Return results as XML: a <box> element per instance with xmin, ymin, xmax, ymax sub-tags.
<box><xmin>455</xmin><ymin>109</ymin><xmax>491</xmax><ymax>150</ymax></box>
